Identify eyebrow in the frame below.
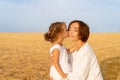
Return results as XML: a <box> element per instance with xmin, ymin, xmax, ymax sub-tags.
<box><xmin>69</xmin><ymin>27</ymin><xmax>79</xmax><ymax>30</ymax></box>
<box><xmin>74</xmin><ymin>27</ymin><xmax>79</xmax><ymax>29</ymax></box>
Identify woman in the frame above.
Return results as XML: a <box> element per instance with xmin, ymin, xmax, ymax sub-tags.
<box><xmin>67</xmin><ymin>20</ymin><xmax>103</xmax><ymax>80</ymax></box>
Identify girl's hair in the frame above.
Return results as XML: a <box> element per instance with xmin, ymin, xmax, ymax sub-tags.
<box><xmin>44</xmin><ymin>22</ymin><xmax>65</xmax><ymax>43</ymax></box>
<box><xmin>68</xmin><ymin>20</ymin><xmax>90</xmax><ymax>42</ymax></box>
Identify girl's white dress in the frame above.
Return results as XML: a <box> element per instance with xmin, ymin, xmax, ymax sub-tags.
<box><xmin>50</xmin><ymin>44</ymin><xmax>71</xmax><ymax>80</ymax></box>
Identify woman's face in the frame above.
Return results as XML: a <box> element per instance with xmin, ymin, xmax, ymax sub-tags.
<box><xmin>68</xmin><ymin>22</ymin><xmax>80</xmax><ymax>41</ymax></box>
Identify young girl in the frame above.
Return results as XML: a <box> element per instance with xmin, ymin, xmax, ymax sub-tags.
<box><xmin>44</xmin><ymin>22</ymin><xmax>71</xmax><ymax>80</ymax></box>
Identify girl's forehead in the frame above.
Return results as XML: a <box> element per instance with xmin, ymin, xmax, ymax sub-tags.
<box><xmin>62</xmin><ymin>24</ymin><xmax>67</xmax><ymax>29</ymax></box>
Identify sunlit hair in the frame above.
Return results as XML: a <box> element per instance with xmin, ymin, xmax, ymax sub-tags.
<box><xmin>44</xmin><ymin>22</ymin><xmax>65</xmax><ymax>43</ymax></box>
<box><xmin>68</xmin><ymin>20</ymin><xmax>90</xmax><ymax>42</ymax></box>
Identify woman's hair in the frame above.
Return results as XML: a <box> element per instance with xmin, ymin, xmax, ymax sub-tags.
<box><xmin>44</xmin><ymin>22</ymin><xmax>65</xmax><ymax>43</ymax></box>
<box><xmin>68</xmin><ymin>20</ymin><xmax>90</xmax><ymax>42</ymax></box>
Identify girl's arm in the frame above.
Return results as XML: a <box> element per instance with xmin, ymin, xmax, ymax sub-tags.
<box><xmin>52</xmin><ymin>48</ymin><xmax>67</xmax><ymax>78</ymax></box>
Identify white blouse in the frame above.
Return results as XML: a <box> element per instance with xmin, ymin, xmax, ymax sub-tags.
<box><xmin>67</xmin><ymin>43</ymin><xmax>103</xmax><ymax>80</ymax></box>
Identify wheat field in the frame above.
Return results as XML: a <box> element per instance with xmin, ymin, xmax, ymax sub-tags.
<box><xmin>0</xmin><ymin>32</ymin><xmax>120</xmax><ymax>80</ymax></box>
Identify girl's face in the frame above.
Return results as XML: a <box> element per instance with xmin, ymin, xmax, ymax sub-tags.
<box><xmin>68</xmin><ymin>22</ymin><xmax>80</xmax><ymax>41</ymax></box>
<box><xmin>61</xmin><ymin>24</ymin><xmax>68</xmax><ymax>39</ymax></box>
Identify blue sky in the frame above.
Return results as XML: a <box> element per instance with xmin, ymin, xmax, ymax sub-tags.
<box><xmin>0</xmin><ymin>0</ymin><xmax>120</xmax><ymax>32</ymax></box>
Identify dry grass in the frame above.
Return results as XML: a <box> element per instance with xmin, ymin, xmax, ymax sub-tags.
<box><xmin>0</xmin><ymin>32</ymin><xmax>120</xmax><ymax>80</ymax></box>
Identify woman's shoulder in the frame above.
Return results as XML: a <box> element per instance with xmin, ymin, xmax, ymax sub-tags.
<box><xmin>77</xmin><ymin>43</ymin><xmax>92</xmax><ymax>53</ymax></box>
<box><xmin>81</xmin><ymin>42</ymin><xmax>95</xmax><ymax>56</ymax></box>
<box><xmin>82</xmin><ymin>42</ymin><xmax>91</xmax><ymax>49</ymax></box>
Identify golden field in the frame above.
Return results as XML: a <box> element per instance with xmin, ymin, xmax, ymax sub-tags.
<box><xmin>0</xmin><ymin>32</ymin><xmax>120</xmax><ymax>80</ymax></box>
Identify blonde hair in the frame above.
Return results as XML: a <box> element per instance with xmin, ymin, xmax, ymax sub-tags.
<box><xmin>44</xmin><ymin>22</ymin><xmax>65</xmax><ymax>43</ymax></box>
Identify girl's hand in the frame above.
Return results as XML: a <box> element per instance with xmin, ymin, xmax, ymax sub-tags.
<box><xmin>62</xmin><ymin>73</ymin><xmax>67</xmax><ymax>79</ymax></box>
<box><xmin>67</xmin><ymin>46</ymin><xmax>76</xmax><ymax>53</ymax></box>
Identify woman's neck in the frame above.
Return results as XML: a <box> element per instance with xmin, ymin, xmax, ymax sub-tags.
<box><xmin>75</xmin><ymin>40</ymin><xmax>85</xmax><ymax>51</ymax></box>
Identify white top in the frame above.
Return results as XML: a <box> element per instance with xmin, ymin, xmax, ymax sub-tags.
<box><xmin>67</xmin><ymin>43</ymin><xmax>103</xmax><ymax>80</ymax></box>
<box><xmin>50</xmin><ymin>44</ymin><xmax>71</xmax><ymax>80</ymax></box>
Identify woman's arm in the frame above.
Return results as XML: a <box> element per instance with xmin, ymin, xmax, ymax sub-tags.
<box><xmin>52</xmin><ymin>48</ymin><xmax>67</xmax><ymax>78</ymax></box>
